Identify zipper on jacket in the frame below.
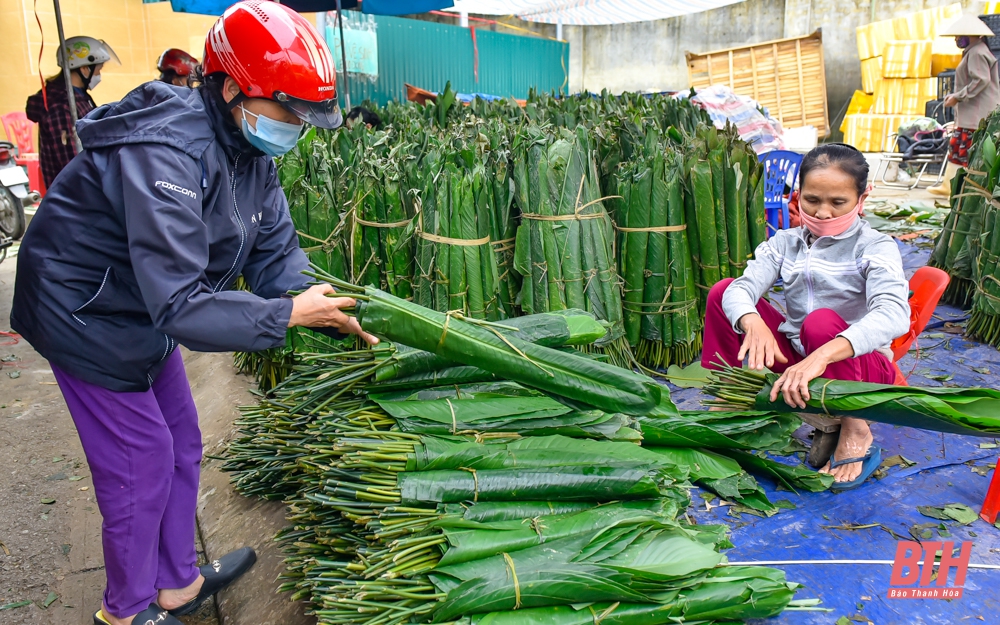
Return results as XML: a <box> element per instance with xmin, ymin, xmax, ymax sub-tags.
<box><xmin>804</xmin><ymin>245</ymin><xmax>815</xmax><ymax>313</ymax></box>
<box><xmin>71</xmin><ymin>266</ymin><xmax>111</xmax><ymax>326</ymax></box>
<box><xmin>216</xmin><ymin>153</ymin><xmax>247</xmax><ymax>292</ymax></box>
<box><xmin>148</xmin><ymin>335</ymin><xmax>175</xmax><ymax>389</ymax></box>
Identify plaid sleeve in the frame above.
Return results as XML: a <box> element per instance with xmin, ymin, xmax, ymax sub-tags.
<box><xmin>40</xmin><ymin>94</ymin><xmax>96</xmax><ymax>186</ymax></box>
<box><xmin>38</xmin><ymin>101</ymin><xmax>79</xmax><ymax>187</ymax></box>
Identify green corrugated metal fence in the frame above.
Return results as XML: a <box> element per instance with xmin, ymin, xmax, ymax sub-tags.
<box><xmin>329</xmin><ymin>15</ymin><xmax>569</xmax><ymax>107</ymax></box>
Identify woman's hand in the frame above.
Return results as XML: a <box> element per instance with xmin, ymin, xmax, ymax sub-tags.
<box><xmin>288</xmin><ymin>284</ymin><xmax>379</xmax><ymax>345</ymax></box>
<box><xmin>769</xmin><ymin>337</ymin><xmax>854</xmax><ymax>408</ymax></box>
<box><xmin>768</xmin><ymin>353</ymin><xmax>828</xmax><ymax>408</ymax></box>
<box><xmin>737</xmin><ymin>313</ymin><xmax>788</xmax><ymax>371</ymax></box>
<box><xmin>944</xmin><ymin>94</ymin><xmax>959</xmax><ymax>108</ymax></box>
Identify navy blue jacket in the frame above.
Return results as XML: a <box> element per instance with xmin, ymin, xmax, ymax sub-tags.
<box><xmin>11</xmin><ymin>82</ymin><xmax>319</xmax><ymax>392</ymax></box>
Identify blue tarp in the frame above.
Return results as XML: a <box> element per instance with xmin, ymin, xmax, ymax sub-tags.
<box><xmin>668</xmin><ymin>238</ymin><xmax>1000</xmax><ymax>623</ymax></box>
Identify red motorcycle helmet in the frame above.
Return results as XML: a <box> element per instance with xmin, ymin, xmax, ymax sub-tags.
<box><xmin>202</xmin><ymin>0</ymin><xmax>341</xmax><ymax>128</ymax></box>
<box><xmin>157</xmin><ymin>48</ymin><xmax>199</xmax><ymax>76</ymax></box>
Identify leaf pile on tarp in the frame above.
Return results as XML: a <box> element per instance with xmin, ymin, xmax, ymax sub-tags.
<box><xmin>704</xmin><ymin>365</ymin><xmax>1000</xmax><ymax>437</ymax></box>
<box><xmin>639</xmin><ymin>409</ymin><xmax>800</xmax><ymax>452</ymax></box>
<box><xmin>282</xmin><ymin>430</ymin><xmax>804</xmax><ymax>625</ymax></box>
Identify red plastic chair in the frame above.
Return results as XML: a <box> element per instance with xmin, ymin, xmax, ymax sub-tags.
<box><xmin>890</xmin><ymin>266</ymin><xmax>951</xmax><ymax>386</ymax></box>
<box><xmin>1</xmin><ymin>112</ymin><xmax>44</xmax><ymax>197</ymax></box>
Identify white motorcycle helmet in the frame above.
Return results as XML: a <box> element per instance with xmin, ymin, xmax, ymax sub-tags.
<box><xmin>57</xmin><ymin>36</ymin><xmax>119</xmax><ymax>90</ymax></box>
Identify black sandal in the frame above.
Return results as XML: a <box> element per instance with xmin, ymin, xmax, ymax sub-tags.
<box><xmin>94</xmin><ymin>603</ymin><xmax>183</xmax><ymax>625</ymax></box>
<box><xmin>167</xmin><ymin>546</ymin><xmax>257</xmax><ymax>617</ymax></box>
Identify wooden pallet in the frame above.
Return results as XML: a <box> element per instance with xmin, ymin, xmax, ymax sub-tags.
<box><xmin>686</xmin><ymin>30</ymin><xmax>830</xmax><ymax>138</ymax></box>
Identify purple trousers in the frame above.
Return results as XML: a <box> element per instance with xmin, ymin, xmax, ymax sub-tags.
<box><xmin>52</xmin><ymin>350</ymin><xmax>201</xmax><ymax>618</ymax></box>
<box><xmin>702</xmin><ymin>278</ymin><xmax>896</xmax><ymax>384</ymax></box>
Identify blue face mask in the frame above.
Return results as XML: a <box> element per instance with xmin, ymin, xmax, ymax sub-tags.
<box><xmin>239</xmin><ymin>105</ymin><xmax>303</xmax><ymax>157</ymax></box>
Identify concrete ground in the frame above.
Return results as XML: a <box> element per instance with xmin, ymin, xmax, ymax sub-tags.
<box><xmin>0</xmin><ymin>256</ymin><xmax>310</xmax><ymax>623</ymax></box>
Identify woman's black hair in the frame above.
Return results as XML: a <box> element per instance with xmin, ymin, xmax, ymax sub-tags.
<box><xmin>346</xmin><ymin>106</ymin><xmax>382</xmax><ymax>129</ymax></box>
<box><xmin>798</xmin><ymin>143</ymin><xmax>869</xmax><ymax>196</ymax></box>
<box><xmin>158</xmin><ymin>70</ymin><xmax>181</xmax><ymax>85</ymax></box>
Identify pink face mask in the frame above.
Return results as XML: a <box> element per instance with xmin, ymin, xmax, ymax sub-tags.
<box><xmin>799</xmin><ymin>189</ymin><xmax>869</xmax><ymax>238</ymax></box>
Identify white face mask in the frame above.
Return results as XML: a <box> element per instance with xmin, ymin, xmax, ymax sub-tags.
<box><xmin>88</xmin><ymin>73</ymin><xmax>102</xmax><ymax>90</ymax></box>
<box><xmin>238</xmin><ymin>105</ymin><xmax>304</xmax><ymax>157</ymax></box>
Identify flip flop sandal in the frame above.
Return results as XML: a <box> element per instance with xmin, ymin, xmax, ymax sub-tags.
<box><xmin>829</xmin><ymin>444</ymin><xmax>882</xmax><ymax>491</ymax></box>
<box><xmin>94</xmin><ymin>603</ymin><xmax>183</xmax><ymax>625</ymax></box>
<box><xmin>168</xmin><ymin>546</ymin><xmax>257</xmax><ymax>617</ymax></box>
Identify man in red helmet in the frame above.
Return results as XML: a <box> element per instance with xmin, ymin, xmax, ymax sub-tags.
<box><xmin>11</xmin><ymin>3</ymin><xmax>366</xmax><ymax>624</ymax></box>
<box><xmin>156</xmin><ymin>48</ymin><xmax>199</xmax><ymax>87</ymax></box>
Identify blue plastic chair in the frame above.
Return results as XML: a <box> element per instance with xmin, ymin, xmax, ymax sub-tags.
<box><xmin>759</xmin><ymin>150</ymin><xmax>804</xmax><ymax>233</ymax></box>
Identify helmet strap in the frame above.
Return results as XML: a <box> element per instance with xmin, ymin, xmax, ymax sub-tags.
<box><xmin>226</xmin><ymin>90</ymin><xmax>248</xmax><ymax>113</ymax></box>
<box><xmin>76</xmin><ymin>66</ymin><xmax>94</xmax><ymax>91</ymax></box>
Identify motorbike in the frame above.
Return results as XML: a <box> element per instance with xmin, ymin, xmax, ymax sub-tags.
<box><xmin>0</xmin><ymin>140</ymin><xmax>40</xmax><ymax>241</ymax></box>
<box><xmin>0</xmin><ymin>232</ymin><xmax>11</xmax><ymax>265</ymax></box>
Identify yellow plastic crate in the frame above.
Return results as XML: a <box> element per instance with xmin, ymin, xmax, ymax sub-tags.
<box><xmin>857</xmin><ymin>19</ymin><xmax>897</xmax><ymax>60</ymax></box>
<box><xmin>893</xmin><ymin>3</ymin><xmax>963</xmax><ymax>40</ymax></box>
<box><xmin>861</xmin><ymin>57</ymin><xmax>883</xmax><ymax>93</ymax></box>
<box><xmin>843</xmin><ymin>114</ymin><xmax>922</xmax><ymax>152</ymax></box>
<box><xmin>840</xmin><ymin>91</ymin><xmax>876</xmax><ymax>133</ymax></box>
<box><xmin>872</xmin><ymin>78</ymin><xmax>938</xmax><ymax>115</ymax></box>
<box><xmin>986</xmin><ymin>1</ymin><xmax>1000</xmax><ymax>14</ymax></box>
<box><xmin>882</xmin><ymin>40</ymin><xmax>933</xmax><ymax>78</ymax></box>
<box><xmin>932</xmin><ymin>37</ymin><xmax>963</xmax><ymax>76</ymax></box>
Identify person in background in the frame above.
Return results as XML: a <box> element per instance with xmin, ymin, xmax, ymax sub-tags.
<box><xmin>930</xmin><ymin>14</ymin><xmax>1000</xmax><ymax>196</ymax></box>
<box><xmin>25</xmin><ymin>36</ymin><xmax>118</xmax><ymax>189</ymax></box>
<box><xmin>346</xmin><ymin>105</ymin><xmax>382</xmax><ymax>129</ymax></box>
<box><xmin>702</xmin><ymin>144</ymin><xmax>910</xmax><ymax>491</ymax></box>
<box><xmin>157</xmin><ymin>48</ymin><xmax>199</xmax><ymax>88</ymax></box>
<box><xmin>11</xmin><ymin>3</ymin><xmax>368</xmax><ymax>624</ymax></box>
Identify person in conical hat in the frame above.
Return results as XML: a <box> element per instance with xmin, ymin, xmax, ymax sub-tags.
<box><xmin>930</xmin><ymin>14</ymin><xmax>1000</xmax><ymax>196</ymax></box>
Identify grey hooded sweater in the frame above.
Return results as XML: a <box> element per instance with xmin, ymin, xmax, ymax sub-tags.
<box><xmin>721</xmin><ymin>219</ymin><xmax>911</xmax><ymax>359</ymax></box>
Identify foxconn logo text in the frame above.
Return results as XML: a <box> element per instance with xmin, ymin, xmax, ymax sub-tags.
<box><xmin>887</xmin><ymin>540</ymin><xmax>972</xmax><ymax>599</ymax></box>
<box><xmin>154</xmin><ymin>181</ymin><xmax>198</xmax><ymax>199</ymax></box>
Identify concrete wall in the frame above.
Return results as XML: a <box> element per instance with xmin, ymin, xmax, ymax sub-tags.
<box><xmin>556</xmin><ymin>0</ymin><xmax>987</xmax><ymax>129</ymax></box>
<box><xmin>562</xmin><ymin>0</ymin><xmax>786</xmax><ymax>95</ymax></box>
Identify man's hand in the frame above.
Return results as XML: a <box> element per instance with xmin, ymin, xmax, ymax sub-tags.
<box><xmin>288</xmin><ymin>284</ymin><xmax>378</xmax><ymax>345</ymax></box>
<box><xmin>944</xmin><ymin>94</ymin><xmax>959</xmax><ymax>108</ymax></box>
<box><xmin>737</xmin><ymin>313</ymin><xmax>789</xmax><ymax>371</ymax></box>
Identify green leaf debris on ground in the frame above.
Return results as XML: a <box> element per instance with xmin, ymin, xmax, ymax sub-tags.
<box><xmin>874</xmin><ymin>454</ymin><xmax>917</xmax><ymax>479</ymax></box>
<box><xmin>0</xmin><ymin>601</ymin><xmax>32</xmax><ymax>611</ymax></box>
<box><xmin>917</xmin><ymin>503</ymin><xmax>980</xmax><ymax>525</ymax></box>
<box><xmin>971</xmin><ymin>463</ymin><xmax>995</xmax><ymax>477</ymax></box>
<box><xmin>41</xmin><ymin>592</ymin><xmax>57</xmax><ymax>608</ymax></box>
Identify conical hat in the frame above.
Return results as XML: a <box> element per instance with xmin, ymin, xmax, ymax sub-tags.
<box><xmin>940</xmin><ymin>14</ymin><xmax>995</xmax><ymax>37</ymax></box>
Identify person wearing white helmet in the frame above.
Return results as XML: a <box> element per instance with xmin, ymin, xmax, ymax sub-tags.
<box><xmin>12</xmin><ymin>3</ymin><xmax>364</xmax><ymax>624</ymax></box>
<box><xmin>930</xmin><ymin>14</ymin><xmax>1000</xmax><ymax>196</ymax></box>
<box><xmin>25</xmin><ymin>36</ymin><xmax>119</xmax><ymax>188</ymax></box>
